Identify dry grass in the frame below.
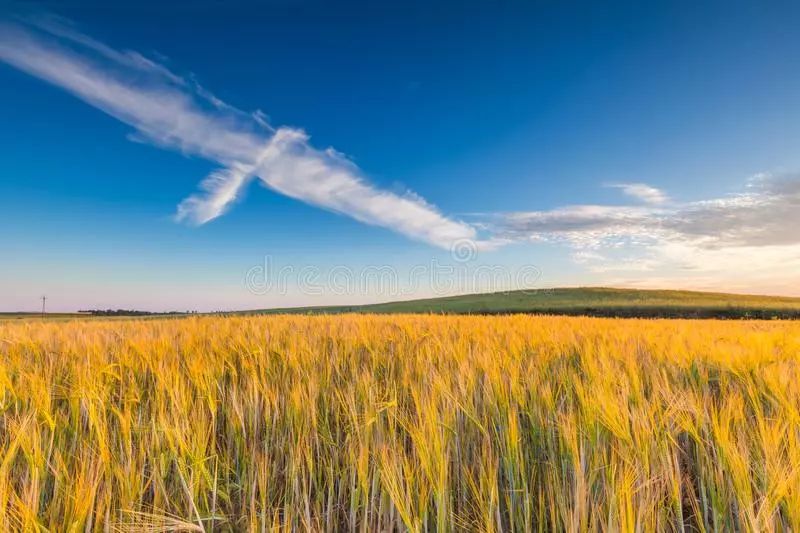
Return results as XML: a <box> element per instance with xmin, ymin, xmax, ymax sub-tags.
<box><xmin>1</xmin><ymin>314</ymin><xmax>799</xmax><ymax>531</ymax></box>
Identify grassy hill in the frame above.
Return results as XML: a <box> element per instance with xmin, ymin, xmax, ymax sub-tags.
<box><xmin>6</xmin><ymin>288</ymin><xmax>800</xmax><ymax>321</ymax></box>
<box><xmin>247</xmin><ymin>287</ymin><xmax>800</xmax><ymax>319</ymax></box>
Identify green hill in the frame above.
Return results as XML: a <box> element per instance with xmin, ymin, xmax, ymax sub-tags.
<box><xmin>247</xmin><ymin>287</ymin><xmax>800</xmax><ymax>319</ymax></box>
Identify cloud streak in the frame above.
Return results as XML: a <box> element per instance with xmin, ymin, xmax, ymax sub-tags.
<box><xmin>0</xmin><ymin>16</ymin><xmax>479</xmax><ymax>249</ymax></box>
<box><xmin>2</xmin><ymin>13</ymin><xmax>799</xmax><ymax>293</ymax></box>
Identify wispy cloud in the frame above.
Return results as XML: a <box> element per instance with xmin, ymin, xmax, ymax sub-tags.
<box><xmin>0</xmin><ymin>15</ymin><xmax>479</xmax><ymax>249</ymax></box>
<box><xmin>605</xmin><ymin>182</ymin><xmax>669</xmax><ymax>205</ymax></box>
<box><xmin>2</xmin><ymin>12</ymin><xmax>799</xmax><ymax>293</ymax></box>
<box><xmin>489</xmin><ymin>173</ymin><xmax>800</xmax><ymax>287</ymax></box>
<box><xmin>493</xmin><ymin>174</ymin><xmax>800</xmax><ymax>248</ymax></box>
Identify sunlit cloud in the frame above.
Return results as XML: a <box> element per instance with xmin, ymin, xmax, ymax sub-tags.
<box><xmin>2</xmin><ymin>13</ymin><xmax>799</xmax><ymax>294</ymax></box>
<box><xmin>493</xmin><ymin>173</ymin><xmax>800</xmax><ymax>247</ymax></box>
<box><xmin>489</xmin><ymin>173</ymin><xmax>800</xmax><ymax>289</ymax></box>
<box><xmin>605</xmin><ymin>182</ymin><xmax>669</xmax><ymax>205</ymax></box>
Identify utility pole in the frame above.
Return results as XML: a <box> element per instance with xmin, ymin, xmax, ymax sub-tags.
<box><xmin>41</xmin><ymin>295</ymin><xmax>47</xmax><ymax>318</ymax></box>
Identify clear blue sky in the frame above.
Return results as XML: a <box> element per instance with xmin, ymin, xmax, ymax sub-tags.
<box><xmin>2</xmin><ymin>0</ymin><xmax>800</xmax><ymax>311</ymax></box>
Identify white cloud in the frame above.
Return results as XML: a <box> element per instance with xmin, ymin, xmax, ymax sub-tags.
<box><xmin>494</xmin><ymin>173</ymin><xmax>800</xmax><ymax>249</ymax></box>
<box><xmin>175</xmin><ymin>163</ymin><xmax>257</xmax><ymax>225</ymax></box>
<box><xmin>0</xmin><ymin>17</ymin><xmax>479</xmax><ymax>249</ymax></box>
<box><xmin>605</xmin><ymin>182</ymin><xmax>669</xmax><ymax>204</ymax></box>
<box><xmin>3</xmin><ymin>13</ymin><xmax>799</xmax><ymax>295</ymax></box>
<box><xmin>490</xmin><ymin>173</ymin><xmax>800</xmax><ymax>288</ymax></box>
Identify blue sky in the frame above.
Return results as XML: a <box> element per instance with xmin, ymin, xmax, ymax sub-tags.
<box><xmin>2</xmin><ymin>0</ymin><xmax>800</xmax><ymax>311</ymax></box>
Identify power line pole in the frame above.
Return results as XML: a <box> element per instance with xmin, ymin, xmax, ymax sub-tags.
<box><xmin>41</xmin><ymin>295</ymin><xmax>47</xmax><ymax>318</ymax></box>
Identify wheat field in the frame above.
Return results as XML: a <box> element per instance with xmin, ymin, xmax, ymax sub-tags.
<box><xmin>1</xmin><ymin>315</ymin><xmax>799</xmax><ymax>531</ymax></box>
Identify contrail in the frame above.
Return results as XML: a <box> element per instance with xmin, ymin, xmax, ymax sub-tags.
<box><xmin>0</xmin><ymin>15</ymin><xmax>485</xmax><ymax>249</ymax></box>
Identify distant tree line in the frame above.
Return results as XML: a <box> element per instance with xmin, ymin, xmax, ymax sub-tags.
<box><xmin>78</xmin><ymin>309</ymin><xmax>198</xmax><ymax>316</ymax></box>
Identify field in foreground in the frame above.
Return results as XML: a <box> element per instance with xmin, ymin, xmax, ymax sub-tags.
<box><xmin>1</xmin><ymin>315</ymin><xmax>799</xmax><ymax>531</ymax></box>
